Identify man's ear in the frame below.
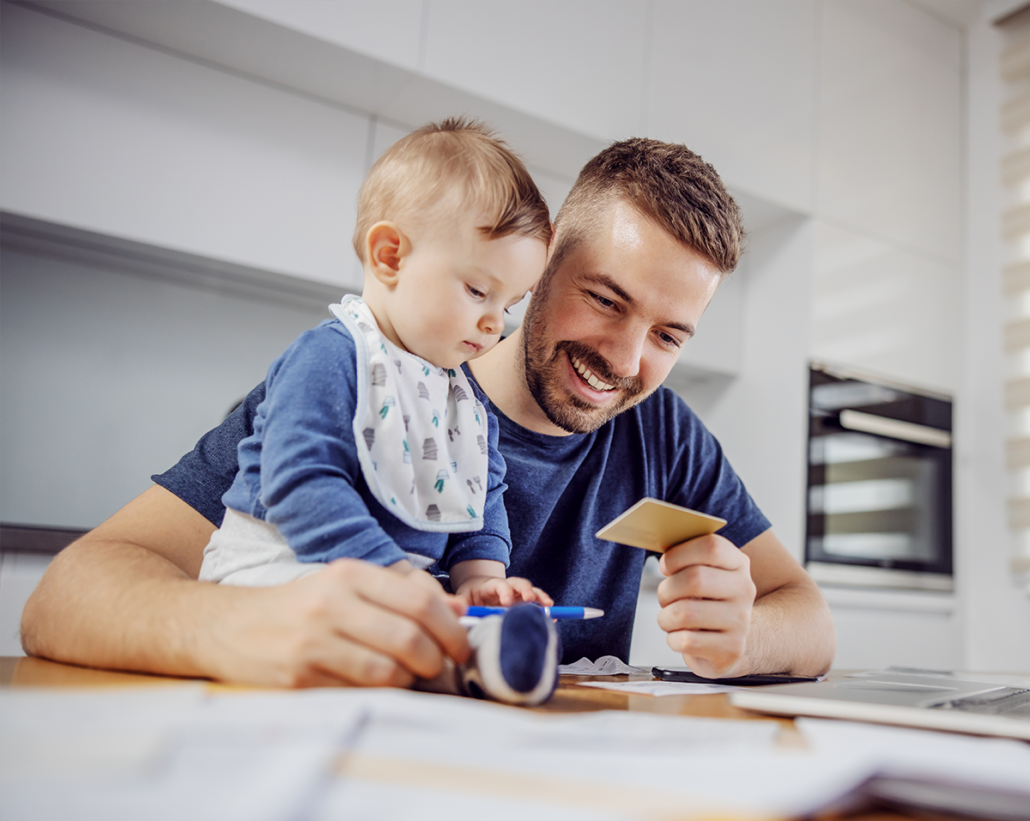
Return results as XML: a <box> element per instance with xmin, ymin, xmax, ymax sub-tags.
<box><xmin>366</xmin><ymin>221</ymin><xmax>409</xmax><ymax>286</ymax></box>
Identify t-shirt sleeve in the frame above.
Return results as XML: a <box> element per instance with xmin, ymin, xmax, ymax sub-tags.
<box><xmin>440</xmin><ymin>405</ymin><xmax>512</xmax><ymax>570</ymax></box>
<box><xmin>256</xmin><ymin>326</ymin><xmax>408</xmax><ymax>567</ymax></box>
<box><xmin>660</xmin><ymin>391</ymin><xmax>772</xmax><ymax>549</ymax></box>
<box><xmin>151</xmin><ymin>383</ymin><xmax>266</xmax><ymax>527</ymax></box>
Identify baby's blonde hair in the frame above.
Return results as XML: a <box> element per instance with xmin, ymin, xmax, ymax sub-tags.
<box><xmin>353</xmin><ymin>117</ymin><xmax>553</xmax><ymax>262</ymax></box>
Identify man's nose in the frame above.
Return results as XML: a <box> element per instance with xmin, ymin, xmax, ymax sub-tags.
<box><xmin>598</xmin><ymin>327</ymin><xmax>646</xmax><ymax>378</ymax></box>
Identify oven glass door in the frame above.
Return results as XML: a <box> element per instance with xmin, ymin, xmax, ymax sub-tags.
<box><xmin>805</xmin><ymin>368</ymin><xmax>953</xmax><ymax>582</ymax></box>
<box><xmin>807</xmin><ymin>430</ymin><xmax>951</xmax><ymax>574</ymax></box>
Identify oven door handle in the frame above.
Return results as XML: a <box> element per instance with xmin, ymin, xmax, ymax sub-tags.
<box><xmin>838</xmin><ymin>409</ymin><xmax>952</xmax><ymax>448</ymax></box>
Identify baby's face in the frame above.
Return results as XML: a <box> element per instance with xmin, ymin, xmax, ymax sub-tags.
<box><xmin>387</xmin><ymin>221</ymin><xmax>546</xmax><ymax>370</ymax></box>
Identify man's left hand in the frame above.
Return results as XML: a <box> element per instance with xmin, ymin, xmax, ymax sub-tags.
<box><xmin>656</xmin><ymin>534</ymin><xmax>757</xmax><ymax>679</ymax></box>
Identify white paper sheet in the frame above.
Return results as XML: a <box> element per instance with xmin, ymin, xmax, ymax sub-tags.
<box><xmin>316</xmin><ymin>780</ymin><xmax>639</xmax><ymax>821</ymax></box>
<box><xmin>342</xmin><ymin>690</ymin><xmax>868</xmax><ymax>820</ymax></box>
<box><xmin>577</xmin><ymin>679</ymin><xmax>740</xmax><ymax>696</ymax></box>
<box><xmin>0</xmin><ymin>687</ymin><xmax>366</xmax><ymax>821</ymax></box>
<box><xmin>797</xmin><ymin>717</ymin><xmax>1030</xmax><ymax>795</ymax></box>
<box><xmin>17</xmin><ymin>681</ymin><xmax>1024</xmax><ymax>821</ymax></box>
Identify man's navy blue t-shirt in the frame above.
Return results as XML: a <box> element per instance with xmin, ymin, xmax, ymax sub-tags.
<box><xmin>154</xmin><ymin>377</ymin><xmax>770</xmax><ymax>664</ymax></box>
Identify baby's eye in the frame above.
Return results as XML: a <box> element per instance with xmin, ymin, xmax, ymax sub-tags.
<box><xmin>466</xmin><ymin>284</ymin><xmax>486</xmax><ymax>300</ymax></box>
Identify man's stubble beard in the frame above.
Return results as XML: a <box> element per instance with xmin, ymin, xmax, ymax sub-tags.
<box><xmin>520</xmin><ymin>278</ymin><xmax>647</xmax><ymax>435</ymax></box>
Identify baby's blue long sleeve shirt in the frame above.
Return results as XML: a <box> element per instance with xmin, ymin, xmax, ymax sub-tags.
<box><xmin>221</xmin><ymin>319</ymin><xmax>512</xmax><ymax>570</ymax></box>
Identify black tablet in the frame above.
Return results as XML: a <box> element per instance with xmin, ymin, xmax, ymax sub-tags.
<box><xmin>651</xmin><ymin>666</ymin><xmax>821</xmax><ymax>686</ymax></box>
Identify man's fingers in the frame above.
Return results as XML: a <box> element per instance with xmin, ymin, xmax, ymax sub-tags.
<box><xmin>656</xmin><ymin>564</ymin><xmax>753</xmax><ymax>607</ymax></box>
<box><xmin>665</xmin><ymin>627</ymin><xmax>730</xmax><ymax>656</ymax></box>
<box><xmin>664</xmin><ymin>629</ymin><xmax>747</xmax><ymax>678</ymax></box>
<box><xmin>654</xmin><ymin>536</ymin><xmax>755</xmax><ymax>679</ymax></box>
<box><xmin>280</xmin><ymin>566</ymin><xmax>451</xmax><ymax>682</ymax></box>
<box><xmin>656</xmin><ymin>596</ymin><xmax>749</xmax><ymax>635</ymax></box>
<box><xmin>327</xmin><ymin>559</ymin><xmax>471</xmax><ymax>666</ymax></box>
<box><xmin>659</xmin><ymin>534</ymin><xmax>748</xmax><ymax>577</ymax></box>
<box><xmin>335</xmin><ymin>594</ymin><xmax>453</xmax><ymax>680</ymax></box>
<box><xmin>294</xmin><ymin>640</ymin><xmax>417</xmax><ymax>689</ymax></box>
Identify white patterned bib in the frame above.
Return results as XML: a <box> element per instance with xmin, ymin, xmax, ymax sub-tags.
<box><xmin>329</xmin><ymin>296</ymin><xmax>491</xmax><ymax>533</ymax></box>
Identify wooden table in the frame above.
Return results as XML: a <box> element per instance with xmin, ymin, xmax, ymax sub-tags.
<box><xmin>0</xmin><ymin>655</ymin><xmax>789</xmax><ymax>722</ymax></box>
<box><xmin>0</xmin><ymin>657</ymin><xmax>940</xmax><ymax>819</ymax></box>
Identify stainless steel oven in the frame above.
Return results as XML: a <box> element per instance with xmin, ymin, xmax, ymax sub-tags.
<box><xmin>805</xmin><ymin>364</ymin><xmax>953</xmax><ymax>591</ymax></box>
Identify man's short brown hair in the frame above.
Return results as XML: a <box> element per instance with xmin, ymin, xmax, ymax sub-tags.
<box><xmin>353</xmin><ymin>117</ymin><xmax>553</xmax><ymax>262</ymax></box>
<box><xmin>553</xmin><ymin>138</ymin><xmax>744</xmax><ymax>274</ymax></box>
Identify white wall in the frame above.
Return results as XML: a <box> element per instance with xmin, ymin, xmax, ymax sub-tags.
<box><xmin>2</xmin><ymin>0</ymin><xmax>1022</xmax><ymax>670</ymax></box>
<box><xmin>0</xmin><ymin>245</ymin><xmax>333</xmax><ymax>529</ymax></box>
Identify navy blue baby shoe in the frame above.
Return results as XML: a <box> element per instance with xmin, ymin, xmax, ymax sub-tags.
<box><xmin>418</xmin><ymin>603</ymin><xmax>561</xmax><ymax>706</ymax></box>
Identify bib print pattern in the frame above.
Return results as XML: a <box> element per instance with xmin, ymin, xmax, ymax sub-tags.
<box><xmin>329</xmin><ymin>295</ymin><xmax>490</xmax><ymax>532</ymax></box>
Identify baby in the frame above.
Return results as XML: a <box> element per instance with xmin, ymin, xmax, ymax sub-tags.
<box><xmin>199</xmin><ymin>120</ymin><xmax>560</xmax><ymax>703</ymax></box>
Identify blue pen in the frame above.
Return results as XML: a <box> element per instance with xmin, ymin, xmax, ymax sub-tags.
<box><xmin>463</xmin><ymin>606</ymin><xmax>604</xmax><ymax>620</ymax></box>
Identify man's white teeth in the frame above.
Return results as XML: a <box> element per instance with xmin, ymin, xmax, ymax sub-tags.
<box><xmin>571</xmin><ymin>355</ymin><xmax>615</xmax><ymax>392</ymax></box>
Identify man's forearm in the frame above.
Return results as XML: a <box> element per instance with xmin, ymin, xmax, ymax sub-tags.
<box><xmin>21</xmin><ymin>484</ymin><xmax>225</xmax><ymax>676</ymax></box>
<box><xmin>21</xmin><ymin>485</ymin><xmax>472</xmax><ymax>687</ymax></box>
<box><xmin>21</xmin><ymin>536</ymin><xmax>229</xmax><ymax>677</ymax></box>
<box><xmin>743</xmin><ymin>579</ymin><xmax>836</xmax><ymax>677</ymax></box>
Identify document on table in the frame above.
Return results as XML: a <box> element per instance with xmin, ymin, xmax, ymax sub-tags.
<box><xmin>576</xmin><ymin>679</ymin><xmax>741</xmax><ymax>696</ymax></box>
<box><xmin>327</xmin><ymin>688</ymin><xmax>866</xmax><ymax>821</ymax></box>
<box><xmin>0</xmin><ymin>684</ymin><xmax>817</xmax><ymax>821</ymax></box>
<box><xmin>0</xmin><ymin>686</ymin><xmax>366</xmax><ymax>821</ymax></box>
<box><xmin>796</xmin><ymin>718</ymin><xmax>1030</xmax><ymax>819</ymax></box>
<box><xmin>4</xmin><ymin>681</ymin><xmax>1029</xmax><ymax>821</ymax></box>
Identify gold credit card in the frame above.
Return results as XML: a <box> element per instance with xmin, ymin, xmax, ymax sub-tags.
<box><xmin>595</xmin><ymin>497</ymin><xmax>727</xmax><ymax>553</ymax></box>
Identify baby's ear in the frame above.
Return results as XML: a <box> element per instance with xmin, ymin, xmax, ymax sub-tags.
<box><xmin>366</xmin><ymin>222</ymin><xmax>408</xmax><ymax>285</ymax></box>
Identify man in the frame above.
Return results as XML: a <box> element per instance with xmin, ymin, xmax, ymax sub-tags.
<box><xmin>21</xmin><ymin>137</ymin><xmax>835</xmax><ymax>687</ymax></box>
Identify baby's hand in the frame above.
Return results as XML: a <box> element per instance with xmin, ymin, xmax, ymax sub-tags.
<box><xmin>457</xmin><ymin>576</ymin><xmax>553</xmax><ymax>607</ymax></box>
<box><xmin>504</xmin><ymin>577</ymin><xmax>553</xmax><ymax>607</ymax></box>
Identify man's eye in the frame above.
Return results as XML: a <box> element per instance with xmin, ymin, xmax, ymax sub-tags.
<box><xmin>657</xmin><ymin>331</ymin><xmax>682</xmax><ymax>348</ymax></box>
<box><xmin>591</xmin><ymin>292</ymin><xmax>615</xmax><ymax>309</ymax></box>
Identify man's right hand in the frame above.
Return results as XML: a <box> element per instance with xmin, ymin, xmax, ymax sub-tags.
<box><xmin>20</xmin><ymin>485</ymin><xmax>470</xmax><ymax>687</ymax></box>
<box><xmin>204</xmin><ymin>560</ymin><xmax>471</xmax><ymax>688</ymax></box>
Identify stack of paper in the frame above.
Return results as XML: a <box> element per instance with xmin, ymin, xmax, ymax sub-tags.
<box><xmin>0</xmin><ymin>686</ymin><xmax>364</xmax><ymax>821</ymax></box>
<box><xmin>798</xmin><ymin>718</ymin><xmax>1030</xmax><ymax>819</ymax></box>
<box><xmin>3</xmin><ymin>684</ymin><xmax>1029</xmax><ymax>820</ymax></box>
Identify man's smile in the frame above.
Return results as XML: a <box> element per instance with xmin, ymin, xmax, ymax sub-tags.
<box><xmin>570</xmin><ymin>353</ymin><xmax>616</xmax><ymax>392</ymax></box>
